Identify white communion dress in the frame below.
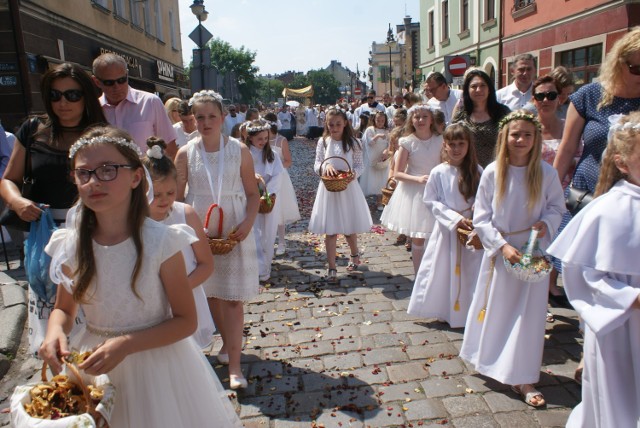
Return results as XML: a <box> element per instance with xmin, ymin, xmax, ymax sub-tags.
<box><xmin>308</xmin><ymin>137</ymin><xmax>372</xmax><ymax>235</ymax></box>
<box><xmin>270</xmin><ymin>135</ymin><xmax>301</xmax><ymax>225</ymax></box>
<box><xmin>359</xmin><ymin>127</ymin><xmax>390</xmax><ymax>196</ymax></box>
<box><xmin>45</xmin><ymin>219</ymin><xmax>242</xmax><ymax>428</ymax></box>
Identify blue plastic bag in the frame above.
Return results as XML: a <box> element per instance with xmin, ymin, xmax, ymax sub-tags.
<box><xmin>24</xmin><ymin>207</ymin><xmax>58</xmax><ymax>301</ymax></box>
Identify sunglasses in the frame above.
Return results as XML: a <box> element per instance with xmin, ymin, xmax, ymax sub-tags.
<box><xmin>627</xmin><ymin>62</ymin><xmax>640</xmax><ymax>76</ymax></box>
<box><xmin>98</xmin><ymin>75</ymin><xmax>128</xmax><ymax>87</ymax></box>
<box><xmin>73</xmin><ymin>164</ymin><xmax>135</xmax><ymax>184</ymax></box>
<box><xmin>533</xmin><ymin>91</ymin><xmax>558</xmax><ymax>102</ymax></box>
<box><xmin>50</xmin><ymin>89</ymin><xmax>84</xmax><ymax>103</ymax></box>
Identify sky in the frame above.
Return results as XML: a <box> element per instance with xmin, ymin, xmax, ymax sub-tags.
<box><xmin>177</xmin><ymin>0</ymin><xmax>420</xmax><ymax>77</ymax></box>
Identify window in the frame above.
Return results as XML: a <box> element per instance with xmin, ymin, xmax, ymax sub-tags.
<box><xmin>113</xmin><ymin>0</ymin><xmax>125</xmax><ymax>17</ymax></box>
<box><xmin>485</xmin><ymin>0</ymin><xmax>495</xmax><ymax>22</ymax></box>
<box><xmin>560</xmin><ymin>44</ymin><xmax>602</xmax><ymax>88</ymax></box>
<box><xmin>169</xmin><ymin>10</ymin><xmax>177</xmax><ymax>49</ymax></box>
<box><xmin>428</xmin><ymin>11</ymin><xmax>434</xmax><ymax>48</ymax></box>
<box><xmin>143</xmin><ymin>0</ymin><xmax>152</xmax><ymax>34</ymax></box>
<box><xmin>514</xmin><ymin>0</ymin><xmax>535</xmax><ymax>10</ymax></box>
<box><xmin>129</xmin><ymin>0</ymin><xmax>140</xmax><ymax>26</ymax></box>
<box><xmin>155</xmin><ymin>0</ymin><xmax>164</xmax><ymax>41</ymax></box>
<box><xmin>92</xmin><ymin>0</ymin><xmax>108</xmax><ymax>8</ymax></box>
<box><xmin>442</xmin><ymin>1</ymin><xmax>449</xmax><ymax>41</ymax></box>
<box><xmin>461</xmin><ymin>0</ymin><xmax>469</xmax><ymax>32</ymax></box>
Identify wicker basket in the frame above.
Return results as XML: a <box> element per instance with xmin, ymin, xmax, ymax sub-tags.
<box><xmin>320</xmin><ymin>156</ymin><xmax>354</xmax><ymax>192</ymax></box>
<box><xmin>456</xmin><ymin>225</ymin><xmax>483</xmax><ymax>250</ymax></box>
<box><xmin>381</xmin><ymin>178</ymin><xmax>397</xmax><ymax>206</ymax></box>
<box><xmin>257</xmin><ymin>176</ymin><xmax>276</xmax><ymax>214</ymax></box>
<box><xmin>203</xmin><ymin>204</ymin><xmax>237</xmax><ymax>255</ymax></box>
<box><xmin>503</xmin><ymin>255</ymin><xmax>552</xmax><ymax>283</ymax></box>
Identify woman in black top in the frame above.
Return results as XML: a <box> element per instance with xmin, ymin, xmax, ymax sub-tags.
<box><xmin>451</xmin><ymin>69</ymin><xmax>511</xmax><ymax>167</ymax></box>
<box><xmin>0</xmin><ymin>62</ymin><xmax>106</xmax><ymax>224</ymax></box>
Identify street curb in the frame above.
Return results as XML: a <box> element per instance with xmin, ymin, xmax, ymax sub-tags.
<box><xmin>0</xmin><ymin>271</ymin><xmax>28</xmax><ymax>379</ymax></box>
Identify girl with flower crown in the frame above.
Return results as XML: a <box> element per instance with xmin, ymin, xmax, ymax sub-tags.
<box><xmin>142</xmin><ymin>136</ymin><xmax>215</xmax><ymax>350</ymax></box>
<box><xmin>380</xmin><ymin>104</ymin><xmax>443</xmax><ymax>273</ymax></box>
<box><xmin>39</xmin><ymin>126</ymin><xmax>242</xmax><ymax>427</ymax></box>
<box><xmin>243</xmin><ymin>118</ymin><xmax>284</xmax><ymax>282</ymax></box>
<box><xmin>548</xmin><ymin>112</ymin><xmax>640</xmax><ymax>427</ymax></box>
<box><xmin>175</xmin><ymin>90</ymin><xmax>259</xmax><ymax>390</ymax></box>
<box><xmin>459</xmin><ymin>111</ymin><xmax>565</xmax><ymax>408</ymax></box>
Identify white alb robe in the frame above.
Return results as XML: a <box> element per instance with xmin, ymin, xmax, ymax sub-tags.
<box><xmin>548</xmin><ymin>179</ymin><xmax>640</xmax><ymax>428</ymax></box>
<box><xmin>459</xmin><ymin>161</ymin><xmax>565</xmax><ymax>385</ymax></box>
<box><xmin>407</xmin><ymin>163</ymin><xmax>483</xmax><ymax>328</ymax></box>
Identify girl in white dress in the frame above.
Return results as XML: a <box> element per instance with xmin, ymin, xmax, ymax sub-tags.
<box><xmin>360</xmin><ymin>111</ymin><xmax>391</xmax><ymax>208</ymax></box>
<box><xmin>39</xmin><ymin>126</ymin><xmax>242</xmax><ymax>427</ymax></box>
<box><xmin>175</xmin><ymin>90</ymin><xmax>259</xmax><ymax>390</ymax></box>
<box><xmin>408</xmin><ymin>123</ymin><xmax>483</xmax><ymax>328</ymax></box>
<box><xmin>459</xmin><ymin>111</ymin><xmax>565</xmax><ymax>408</ymax></box>
<box><xmin>244</xmin><ymin>119</ymin><xmax>284</xmax><ymax>282</ymax></box>
<box><xmin>264</xmin><ymin>112</ymin><xmax>301</xmax><ymax>255</ymax></box>
<box><xmin>308</xmin><ymin>108</ymin><xmax>372</xmax><ymax>284</ymax></box>
<box><xmin>381</xmin><ymin>104</ymin><xmax>443</xmax><ymax>272</ymax></box>
<box><xmin>548</xmin><ymin>112</ymin><xmax>640</xmax><ymax>428</ymax></box>
<box><xmin>142</xmin><ymin>137</ymin><xmax>215</xmax><ymax>350</ymax></box>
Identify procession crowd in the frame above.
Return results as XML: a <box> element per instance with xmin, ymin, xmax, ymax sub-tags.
<box><xmin>2</xmin><ymin>28</ymin><xmax>640</xmax><ymax>428</ymax></box>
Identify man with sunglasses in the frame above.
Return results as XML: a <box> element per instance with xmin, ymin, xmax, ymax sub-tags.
<box><xmin>353</xmin><ymin>90</ymin><xmax>386</xmax><ymax>129</ymax></box>
<box><xmin>92</xmin><ymin>53</ymin><xmax>177</xmax><ymax>158</ymax></box>
<box><xmin>496</xmin><ymin>53</ymin><xmax>537</xmax><ymax>111</ymax></box>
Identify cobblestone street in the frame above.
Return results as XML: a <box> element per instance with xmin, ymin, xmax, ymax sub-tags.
<box><xmin>0</xmin><ymin>137</ymin><xmax>582</xmax><ymax>427</ymax></box>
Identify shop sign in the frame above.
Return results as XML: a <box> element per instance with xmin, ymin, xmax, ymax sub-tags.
<box><xmin>0</xmin><ymin>75</ymin><xmax>18</xmax><ymax>86</ymax></box>
<box><xmin>156</xmin><ymin>60</ymin><xmax>175</xmax><ymax>82</ymax></box>
<box><xmin>0</xmin><ymin>63</ymin><xmax>18</xmax><ymax>72</ymax></box>
<box><xmin>98</xmin><ymin>47</ymin><xmax>140</xmax><ymax>70</ymax></box>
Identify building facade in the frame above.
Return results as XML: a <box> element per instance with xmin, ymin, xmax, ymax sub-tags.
<box><xmin>324</xmin><ymin>60</ymin><xmax>366</xmax><ymax>102</ymax></box>
<box><xmin>419</xmin><ymin>0</ymin><xmax>500</xmax><ymax>88</ymax></box>
<box><xmin>501</xmin><ymin>0</ymin><xmax>640</xmax><ymax>88</ymax></box>
<box><xmin>0</xmin><ymin>0</ymin><xmax>188</xmax><ymax>130</ymax></box>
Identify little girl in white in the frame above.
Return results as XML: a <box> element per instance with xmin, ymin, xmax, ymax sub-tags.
<box><xmin>244</xmin><ymin>118</ymin><xmax>284</xmax><ymax>282</ymax></box>
<box><xmin>548</xmin><ymin>112</ymin><xmax>640</xmax><ymax>427</ymax></box>
<box><xmin>359</xmin><ymin>111</ymin><xmax>390</xmax><ymax>209</ymax></box>
<box><xmin>308</xmin><ymin>108</ymin><xmax>372</xmax><ymax>284</ymax></box>
<box><xmin>381</xmin><ymin>104</ymin><xmax>443</xmax><ymax>272</ymax></box>
<box><xmin>39</xmin><ymin>126</ymin><xmax>242</xmax><ymax>427</ymax></box>
<box><xmin>142</xmin><ymin>136</ymin><xmax>215</xmax><ymax>349</ymax></box>
<box><xmin>460</xmin><ymin>111</ymin><xmax>565</xmax><ymax>408</ymax></box>
<box><xmin>264</xmin><ymin>112</ymin><xmax>301</xmax><ymax>255</ymax></box>
<box><xmin>407</xmin><ymin>123</ymin><xmax>483</xmax><ymax>328</ymax></box>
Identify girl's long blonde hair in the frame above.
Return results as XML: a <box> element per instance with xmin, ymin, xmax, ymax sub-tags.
<box><xmin>598</xmin><ymin>27</ymin><xmax>640</xmax><ymax>109</ymax></box>
<box><xmin>494</xmin><ymin>112</ymin><xmax>543</xmax><ymax>212</ymax></box>
<box><xmin>595</xmin><ymin>111</ymin><xmax>640</xmax><ymax>196</ymax></box>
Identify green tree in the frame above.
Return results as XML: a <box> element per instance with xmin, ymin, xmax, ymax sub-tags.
<box><xmin>306</xmin><ymin>70</ymin><xmax>341</xmax><ymax>105</ymax></box>
<box><xmin>201</xmin><ymin>38</ymin><xmax>259</xmax><ymax>103</ymax></box>
<box><xmin>256</xmin><ymin>77</ymin><xmax>285</xmax><ymax>104</ymax></box>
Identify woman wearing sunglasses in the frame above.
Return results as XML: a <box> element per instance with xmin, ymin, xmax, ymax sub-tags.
<box><xmin>0</xmin><ymin>62</ymin><xmax>105</xmax><ymax>354</ymax></box>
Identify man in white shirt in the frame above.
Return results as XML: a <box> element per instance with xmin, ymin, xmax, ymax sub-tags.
<box><xmin>354</xmin><ymin>90</ymin><xmax>386</xmax><ymax>128</ymax></box>
<box><xmin>386</xmin><ymin>93</ymin><xmax>405</xmax><ymax>123</ymax></box>
<box><xmin>496</xmin><ymin>53</ymin><xmax>537</xmax><ymax>111</ymax></box>
<box><xmin>222</xmin><ymin>104</ymin><xmax>243</xmax><ymax>137</ymax></box>
<box><xmin>425</xmin><ymin>72</ymin><xmax>462</xmax><ymax>125</ymax></box>
<box><xmin>173</xmin><ymin>100</ymin><xmax>199</xmax><ymax>148</ymax></box>
<box><xmin>305</xmin><ymin>105</ymin><xmax>321</xmax><ymax>139</ymax></box>
<box><xmin>277</xmin><ymin>105</ymin><xmax>294</xmax><ymax>141</ymax></box>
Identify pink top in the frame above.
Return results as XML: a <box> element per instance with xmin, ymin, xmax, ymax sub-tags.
<box><xmin>100</xmin><ymin>87</ymin><xmax>177</xmax><ymax>151</ymax></box>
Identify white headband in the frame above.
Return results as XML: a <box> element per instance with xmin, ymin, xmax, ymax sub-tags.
<box><xmin>407</xmin><ymin>103</ymin><xmax>435</xmax><ymax>116</ymax></box>
<box><xmin>608</xmin><ymin>113</ymin><xmax>640</xmax><ymax>143</ymax></box>
<box><xmin>69</xmin><ymin>136</ymin><xmax>142</xmax><ymax>159</ymax></box>
<box><xmin>188</xmin><ymin>90</ymin><xmax>224</xmax><ymax>107</ymax></box>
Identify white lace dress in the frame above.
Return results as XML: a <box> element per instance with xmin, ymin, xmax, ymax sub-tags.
<box><xmin>271</xmin><ymin>135</ymin><xmax>301</xmax><ymax>225</ymax></box>
<box><xmin>308</xmin><ymin>137</ymin><xmax>372</xmax><ymax>235</ymax></box>
<box><xmin>359</xmin><ymin>127</ymin><xmax>390</xmax><ymax>196</ymax></box>
<box><xmin>185</xmin><ymin>137</ymin><xmax>259</xmax><ymax>301</ymax></box>
<box><xmin>45</xmin><ymin>219</ymin><xmax>242</xmax><ymax>428</ymax></box>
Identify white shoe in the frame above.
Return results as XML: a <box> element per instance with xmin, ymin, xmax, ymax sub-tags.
<box><xmin>217</xmin><ymin>353</ymin><xmax>229</xmax><ymax>365</ymax></box>
<box><xmin>229</xmin><ymin>374</ymin><xmax>248</xmax><ymax>389</ymax></box>
<box><xmin>276</xmin><ymin>244</ymin><xmax>286</xmax><ymax>255</ymax></box>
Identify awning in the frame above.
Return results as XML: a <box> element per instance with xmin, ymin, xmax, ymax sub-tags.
<box><xmin>282</xmin><ymin>85</ymin><xmax>314</xmax><ymax>98</ymax></box>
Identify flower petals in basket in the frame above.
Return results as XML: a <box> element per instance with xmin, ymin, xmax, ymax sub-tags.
<box><xmin>381</xmin><ymin>178</ymin><xmax>396</xmax><ymax>206</ymax></box>
<box><xmin>320</xmin><ymin>156</ymin><xmax>354</xmax><ymax>192</ymax></box>
<box><xmin>456</xmin><ymin>226</ymin><xmax>482</xmax><ymax>250</ymax></box>
<box><xmin>11</xmin><ymin>360</ymin><xmax>115</xmax><ymax>428</ymax></box>
<box><xmin>502</xmin><ymin>228</ymin><xmax>552</xmax><ymax>283</ymax></box>
<box><xmin>203</xmin><ymin>204</ymin><xmax>237</xmax><ymax>255</ymax></box>
<box><xmin>257</xmin><ymin>175</ymin><xmax>276</xmax><ymax>214</ymax></box>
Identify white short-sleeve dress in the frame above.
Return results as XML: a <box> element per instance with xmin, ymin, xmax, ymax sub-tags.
<box><xmin>45</xmin><ymin>219</ymin><xmax>242</xmax><ymax>428</ymax></box>
<box><xmin>271</xmin><ymin>135</ymin><xmax>301</xmax><ymax>225</ymax></box>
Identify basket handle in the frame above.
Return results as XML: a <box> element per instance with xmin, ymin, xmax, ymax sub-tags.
<box><xmin>385</xmin><ymin>177</ymin><xmax>397</xmax><ymax>190</ymax></box>
<box><xmin>319</xmin><ymin>156</ymin><xmax>352</xmax><ymax>175</ymax></box>
<box><xmin>256</xmin><ymin>175</ymin><xmax>270</xmax><ymax>198</ymax></box>
<box><xmin>203</xmin><ymin>204</ymin><xmax>223</xmax><ymax>238</ymax></box>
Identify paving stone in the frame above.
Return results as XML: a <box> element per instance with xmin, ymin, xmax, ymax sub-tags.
<box><xmin>372</xmin><ymin>332</ymin><xmax>410</xmax><ymax>348</ymax></box>
<box><xmin>316</xmin><ymin>409</ymin><xmax>364</xmax><ymax>427</ymax></box>
<box><xmin>392</xmin><ymin>321</ymin><xmax>430</xmax><ymax>334</ymax></box>
<box><xmin>533</xmin><ymin>409</ymin><xmax>572</xmax><ymax>427</ymax></box>
<box><xmin>451</xmin><ymin>414</ymin><xmax>499</xmax><ymax>428</ymax></box>
<box><xmin>462</xmin><ymin>375</ymin><xmax>511</xmax><ymax>393</ymax></box>
<box><xmin>260</xmin><ymin>375</ymin><xmax>300</xmax><ymax>394</ymax></box>
<box><xmin>482</xmin><ymin>391</ymin><xmax>528</xmax><ymax>412</ymax></box>
<box><xmin>345</xmin><ymin>365</ymin><xmax>390</xmax><ymax>386</ymax></box>
<box><xmin>377</xmin><ymin>381</ymin><xmax>424</xmax><ymax>402</ymax></box>
<box><xmin>359</xmin><ymin>321</ymin><xmax>392</xmax><ymax>336</ymax></box>
<box><xmin>299</xmin><ymin>340</ymin><xmax>335</xmax><ymax>358</ymax></box>
<box><xmin>406</xmin><ymin>343</ymin><xmax>459</xmax><ymax>361</ymax></box>
<box><xmin>301</xmin><ymin>372</ymin><xmax>345</xmax><ymax>392</ymax></box>
<box><xmin>241</xmin><ymin>416</ymin><xmax>272</xmax><ymax>428</ymax></box>
<box><xmin>240</xmin><ymin>394</ymin><xmax>287</xmax><ymax>418</ymax></box>
<box><xmin>331</xmin><ymin>313</ymin><xmax>364</xmax><ymax>326</ymax></box>
<box><xmin>362</xmin><ymin>310</ymin><xmax>393</xmax><ymax>323</ymax></box>
<box><xmin>386</xmin><ymin>362</ymin><xmax>430</xmax><ymax>383</ymax></box>
<box><xmin>363</xmin><ymin>402</ymin><xmax>405</xmax><ymax>427</ymax></box>
<box><xmin>283</xmin><ymin>358</ymin><xmax>324</xmax><ymax>375</ymax></box>
<box><xmin>0</xmin><ymin>283</ymin><xmax>26</xmax><ymax>307</ymax></box>
<box><xmin>320</xmin><ymin>325</ymin><xmax>359</xmax><ymax>340</ymax></box>
<box><xmin>362</xmin><ymin>347</ymin><xmax>408</xmax><ymax>365</ymax></box>
<box><xmin>248</xmin><ymin>360</ymin><xmax>286</xmax><ymax>378</ymax></box>
<box><xmin>334</xmin><ymin>336</ymin><xmax>375</xmax><ymax>353</ymax></box>
<box><xmin>537</xmin><ymin>385</ymin><xmax>580</xmax><ymax>408</ymax></box>
<box><xmin>403</xmin><ymin>398</ymin><xmax>448</xmax><ymax>421</ymax></box>
<box><xmin>288</xmin><ymin>329</ymin><xmax>321</xmax><ymax>344</ymax></box>
<box><xmin>324</xmin><ymin>353</ymin><xmax>363</xmax><ymax>371</ymax></box>
<box><xmin>443</xmin><ymin>394</ymin><xmax>491</xmax><ymax>417</ymax></box>
<box><xmin>494</xmin><ymin>412</ymin><xmax>540</xmax><ymax>428</ymax></box>
<box><xmin>428</xmin><ymin>358</ymin><xmax>465</xmax><ymax>377</ymax></box>
<box><xmin>420</xmin><ymin>377</ymin><xmax>467</xmax><ymax>398</ymax></box>
<box><xmin>409</xmin><ymin>331</ymin><xmax>449</xmax><ymax>345</ymax></box>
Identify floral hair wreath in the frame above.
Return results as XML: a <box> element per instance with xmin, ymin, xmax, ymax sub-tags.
<box><xmin>498</xmin><ymin>112</ymin><xmax>542</xmax><ymax>131</ymax></box>
<box><xmin>188</xmin><ymin>90</ymin><xmax>224</xmax><ymax>107</ymax></box>
<box><xmin>245</xmin><ymin>120</ymin><xmax>271</xmax><ymax>134</ymax></box>
<box><xmin>69</xmin><ymin>136</ymin><xmax>142</xmax><ymax>159</ymax></box>
<box><xmin>406</xmin><ymin>103</ymin><xmax>436</xmax><ymax>117</ymax></box>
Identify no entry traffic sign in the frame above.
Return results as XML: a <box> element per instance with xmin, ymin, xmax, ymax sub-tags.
<box><xmin>448</xmin><ymin>56</ymin><xmax>468</xmax><ymax>77</ymax></box>
<box><xmin>354</xmin><ymin>87</ymin><xmax>362</xmax><ymax>95</ymax></box>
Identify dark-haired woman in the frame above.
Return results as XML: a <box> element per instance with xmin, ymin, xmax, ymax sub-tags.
<box><xmin>0</xmin><ymin>62</ymin><xmax>106</xmax><ymax>354</ymax></box>
<box><xmin>451</xmin><ymin>69</ymin><xmax>510</xmax><ymax>167</ymax></box>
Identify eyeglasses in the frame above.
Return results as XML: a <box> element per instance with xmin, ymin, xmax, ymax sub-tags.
<box><xmin>73</xmin><ymin>164</ymin><xmax>135</xmax><ymax>184</ymax></box>
<box><xmin>50</xmin><ymin>89</ymin><xmax>84</xmax><ymax>103</ymax></box>
<box><xmin>533</xmin><ymin>91</ymin><xmax>558</xmax><ymax>102</ymax></box>
<box><xmin>626</xmin><ymin>62</ymin><xmax>640</xmax><ymax>76</ymax></box>
<box><xmin>98</xmin><ymin>75</ymin><xmax>128</xmax><ymax>87</ymax></box>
